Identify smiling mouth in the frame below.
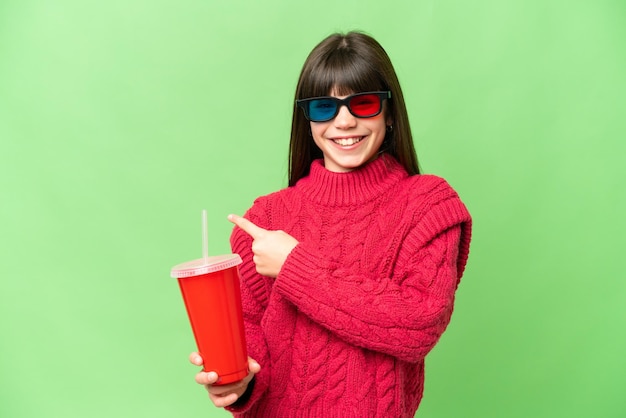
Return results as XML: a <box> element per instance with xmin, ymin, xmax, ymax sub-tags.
<box><xmin>332</xmin><ymin>136</ymin><xmax>364</xmax><ymax>146</ymax></box>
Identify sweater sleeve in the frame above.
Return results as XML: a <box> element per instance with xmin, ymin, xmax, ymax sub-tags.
<box><xmin>225</xmin><ymin>204</ymin><xmax>273</xmax><ymax>414</ymax></box>
<box><xmin>274</xmin><ymin>198</ymin><xmax>471</xmax><ymax>363</ymax></box>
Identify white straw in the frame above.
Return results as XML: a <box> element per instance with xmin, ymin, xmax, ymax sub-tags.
<box><xmin>202</xmin><ymin>209</ymin><xmax>209</xmax><ymax>263</ymax></box>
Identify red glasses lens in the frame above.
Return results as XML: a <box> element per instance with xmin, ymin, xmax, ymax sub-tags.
<box><xmin>348</xmin><ymin>94</ymin><xmax>381</xmax><ymax>117</ymax></box>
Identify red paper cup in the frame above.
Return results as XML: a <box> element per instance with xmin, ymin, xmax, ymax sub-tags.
<box><xmin>171</xmin><ymin>254</ymin><xmax>248</xmax><ymax>385</ymax></box>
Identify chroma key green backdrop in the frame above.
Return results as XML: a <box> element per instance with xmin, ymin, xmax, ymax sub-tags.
<box><xmin>1</xmin><ymin>1</ymin><xmax>624</xmax><ymax>417</ymax></box>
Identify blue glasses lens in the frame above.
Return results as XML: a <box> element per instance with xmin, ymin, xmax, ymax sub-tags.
<box><xmin>308</xmin><ymin>99</ymin><xmax>338</xmax><ymax>121</ymax></box>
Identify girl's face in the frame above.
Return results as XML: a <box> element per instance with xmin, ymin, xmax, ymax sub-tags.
<box><xmin>310</xmin><ymin>89</ymin><xmax>391</xmax><ymax>173</ymax></box>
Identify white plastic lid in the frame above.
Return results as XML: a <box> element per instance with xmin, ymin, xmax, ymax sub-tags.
<box><xmin>170</xmin><ymin>254</ymin><xmax>243</xmax><ymax>278</ymax></box>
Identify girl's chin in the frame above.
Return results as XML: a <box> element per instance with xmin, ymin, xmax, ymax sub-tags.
<box><xmin>324</xmin><ymin>155</ymin><xmax>373</xmax><ymax>172</ymax></box>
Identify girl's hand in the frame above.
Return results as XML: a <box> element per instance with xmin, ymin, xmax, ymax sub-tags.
<box><xmin>228</xmin><ymin>214</ymin><xmax>298</xmax><ymax>278</ymax></box>
<box><xmin>190</xmin><ymin>352</ymin><xmax>261</xmax><ymax>408</ymax></box>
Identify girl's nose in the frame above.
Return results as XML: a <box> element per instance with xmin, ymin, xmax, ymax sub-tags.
<box><xmin>333</xmin><ymin>105</ymin><xmax>357</xmax><ymax>129</ymax></box>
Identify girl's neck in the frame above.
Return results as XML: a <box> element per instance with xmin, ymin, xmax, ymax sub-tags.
<box><xmin>296</xmin><ymin>154</ymin><xmax>408</xmax><ymax>206</ymax></box>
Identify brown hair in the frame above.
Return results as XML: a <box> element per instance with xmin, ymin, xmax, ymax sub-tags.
<box><xmin>288</xmin><ymin>31</ymin><xmax>420</xmax><ymax>186</ymax></box>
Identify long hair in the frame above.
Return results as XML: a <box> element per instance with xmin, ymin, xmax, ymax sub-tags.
<box><xmin>288</xmin><ymin>31</ymin><xmax>420</xmax><ymax>186</ymax></box>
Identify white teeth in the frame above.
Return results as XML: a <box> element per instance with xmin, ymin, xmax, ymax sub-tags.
<box><xmin>333</xmin><ymin>137</ymin><xmax>362</xmax><ymax>146</ymax></box>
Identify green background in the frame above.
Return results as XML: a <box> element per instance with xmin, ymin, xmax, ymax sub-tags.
<box><xmin>1</xmin><ymin>1</ymin><xmax>624</xmax><ymax>417</ymax></box>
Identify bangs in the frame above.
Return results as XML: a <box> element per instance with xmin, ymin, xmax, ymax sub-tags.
<box><xmin>301</xmin><ymin>50</ymin><xmax>386</xmax><ymax>98</ymax></box>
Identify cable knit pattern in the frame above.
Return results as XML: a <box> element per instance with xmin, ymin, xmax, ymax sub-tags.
<box><xmin>227</xmin><ymin>155</ymin><xmax>472</xmax><ymax>417</ymax></box>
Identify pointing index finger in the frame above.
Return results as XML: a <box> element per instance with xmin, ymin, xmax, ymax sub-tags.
<box><xmin>228</xmin><ymin>214</ymin><xmax>266</xmax><ymax>239</ymax></box>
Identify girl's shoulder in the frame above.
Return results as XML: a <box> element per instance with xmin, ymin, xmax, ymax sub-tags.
<box><xmin>393</xmin><ymin>173</ymin><xmax>471</xmax><ymax>228</ymax></box>
<box><xmin>250</xmin><ymin>184</ymin><xmax>298</xmax><ymax>207</ymax></box>
<box><xmin>397</xmin><ymin>173</ymin><xmax>462</xmax><ymax>203</ymax></box>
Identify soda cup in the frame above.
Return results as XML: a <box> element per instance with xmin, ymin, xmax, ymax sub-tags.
<box><xmin>171</xmin><ymin>254</ymin><xmax>248</xmax><ymax>385</ymax></box>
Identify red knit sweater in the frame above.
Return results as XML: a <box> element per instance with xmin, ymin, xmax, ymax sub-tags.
<box><xmin>227</xmin><ymin>155</ymin><xmax>472</xmax><ymax>417</ymax></box>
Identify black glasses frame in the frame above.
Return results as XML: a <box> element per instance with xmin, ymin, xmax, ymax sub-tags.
<box><xmin>296</xmin><ymin>91</ymin><xmax>391</xmax><ymax>122</ymax></box>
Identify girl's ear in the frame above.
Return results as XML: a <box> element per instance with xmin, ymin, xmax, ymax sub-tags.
<box><xmin>384</xmin><ymin>100</ymin><xmax>393</xmax><ymax>127</ymax></box>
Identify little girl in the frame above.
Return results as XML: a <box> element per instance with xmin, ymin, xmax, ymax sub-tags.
<box><xmin>190</xmin><ymin>31</ymin><xmax>472</xmax><ymax>417</ymax></box>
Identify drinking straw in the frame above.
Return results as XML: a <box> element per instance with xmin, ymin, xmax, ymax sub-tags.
<box><xmin>202</xmin><ymin>209</ymin><xmax>209</xmax><ymax>264</ymax></box>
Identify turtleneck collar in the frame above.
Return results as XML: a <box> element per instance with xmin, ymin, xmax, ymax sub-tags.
<box><xmin>294</xmin><ymin>154</ymin><xmax>409</xmax><ymax>206</ymax></box>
